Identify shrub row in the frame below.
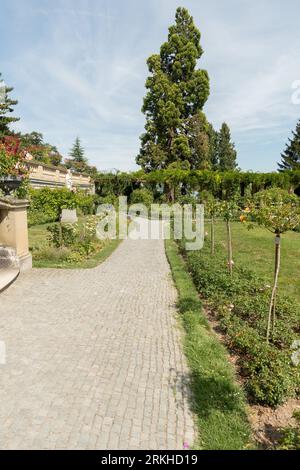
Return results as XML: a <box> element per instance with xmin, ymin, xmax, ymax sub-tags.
<box><xmin>179</xmin><ymin>240</ymin><xmax>300</xmax><ymax>407</ymax></box>
<box><xmin>28</xmin><ymin>188</ymin><xmax>96</xmax><ymax>226</ymax></box>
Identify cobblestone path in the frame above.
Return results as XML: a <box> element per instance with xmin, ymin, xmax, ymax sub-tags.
<box><xmin>0</xmin><ymin>237</ymin><xmax>195</xmax><ymax>450</ymax></box>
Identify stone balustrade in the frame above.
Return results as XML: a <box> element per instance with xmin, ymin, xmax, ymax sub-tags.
<box><xmin>27</xmin><ymin>161</ymin><xmax>95</xmax><ymax>194</ymax></box>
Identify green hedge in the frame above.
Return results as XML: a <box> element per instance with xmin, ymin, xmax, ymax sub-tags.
<box><xmin>28</xmin><ymin>188</ymin><xmax>96</xmax><ymax>226</ymax></box>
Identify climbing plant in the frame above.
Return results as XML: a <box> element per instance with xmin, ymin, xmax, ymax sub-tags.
<box><xmin>95</xmin><ymin>170</ymin><xmax>300</xmax><ymax>202</ymax></box>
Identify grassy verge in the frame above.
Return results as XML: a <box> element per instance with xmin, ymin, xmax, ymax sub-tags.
<box><xmin>165</xmin><ymin>238</ymin><xmax>252</xmax><ymax>450</ymax></box>
<box><xmin>212</xmin><ymin>221</ymin><xmax>300</xmax><ymax>302</ymax></box>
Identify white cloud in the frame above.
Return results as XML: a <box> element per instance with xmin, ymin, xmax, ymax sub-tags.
<box><xmin>2</xmin><ymin>0</ymin><xmax>300</xmax><ymax>171</ymax></box>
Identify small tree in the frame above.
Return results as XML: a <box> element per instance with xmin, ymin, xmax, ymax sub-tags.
<box><xmin>0</xmin><ymin>73</ymin><xmax>20</xmax><ymax>137</ymax></box>
<box><xmin>220</xmin><ymin>199</ymin><xmax>239</xmax><ymax>276</ymax></box>
<box><xmin>247</xmin><ymin>189</ymin><xmax>300</xmax><ymax>342</ymax></box>
<box><xmin>201</xmin><ymin>193</ymin><xmax>220</xmax><ymax>255</ymax></box>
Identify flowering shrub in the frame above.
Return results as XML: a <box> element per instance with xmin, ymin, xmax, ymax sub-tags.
<box><xmin>47</xmin><ymin>223</ymin><xmax>78</xmax><ymax>248</ymax></box>
<box><xmin>47</xmin><ymin>215</ymin><xmax>104</xmax><ymax>261</ymax></box>
<box><xmin>0</xmin><ymin>136</ymin><xmax>27</xmax><ymax>178</ymax></box>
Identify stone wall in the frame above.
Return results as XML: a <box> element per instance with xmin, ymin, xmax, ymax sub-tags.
<box><xmin>27</xmin><ymin>161</ymin><xmax>95</xmax><ymax>194</ymax></box>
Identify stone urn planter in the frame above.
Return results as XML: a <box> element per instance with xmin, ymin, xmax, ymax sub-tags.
<box><xmin>0</xmin><ymin>176</ymin><xmax>23</xmax><ymax>196</ymax></box>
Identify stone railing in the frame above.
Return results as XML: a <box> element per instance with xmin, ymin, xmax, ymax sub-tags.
<box><xmin>27</xmin><ymin>161</ymin><xmax>95</xmax><ymax>194</ymax></box>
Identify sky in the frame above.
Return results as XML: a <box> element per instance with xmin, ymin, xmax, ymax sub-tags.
<box><xmin>0</xmin><ymin>0</ymin><xmax>299</xmax><ymax>172</ymax></box>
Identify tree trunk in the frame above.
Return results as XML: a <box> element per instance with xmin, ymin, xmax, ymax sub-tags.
<box><xmin>226</xmin><ymin>220</ymin><xmax>233</xmax><ymax>277</ymax></box>
<box><xmin>164</xmin><ymin>182</ymin><xmax>175</xmax><ymax>203</ymax></box>
<box><xmin>267</xmin><ymin>233</ymin><xmax>281</xmax><ymax>343</ymax></box>
<box><xmin>211</xmin><ymin>216</ymin><xmax>215</xmax><ymax>256</ymax></box>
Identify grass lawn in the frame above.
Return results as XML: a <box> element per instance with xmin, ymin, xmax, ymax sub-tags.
<box><xmin>165</xmin><ymin>238</ymin><xmax>252</xmax><ymax>450</ymax></box>
<box><xmin>209</xmin><ymin>220</ymin><xmax>300</xmax><ymax>303</ymax></box>
<box><xmin>29</xmin><ymin>217</ymin><xmax>121</xmax><ymax>269</ymax></box>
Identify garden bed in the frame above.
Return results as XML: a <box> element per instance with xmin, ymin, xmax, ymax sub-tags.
<box><xmin>203</xmin><ymin>297</ymin><xmax>300</xmax><ymax>448</ymax></box>
<box><xmin>29</xmin><ymin>216</ymin><xmax>121</xmax><ymax>269</ymax></box>
<box><xmin>179</xmin><ymin>235</ymin><xmax>300</xmax><ymax>407</ymax></box>
<box><xmin>168</xmin><ymin>222</ymin><xmax>300</xmax><ymax>448</ymax></box>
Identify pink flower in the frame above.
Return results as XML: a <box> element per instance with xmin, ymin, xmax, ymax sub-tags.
<box><xmin>183</xmin><ymin>441</ymin><xmax>190</xmax><ymax>450</ymax></box>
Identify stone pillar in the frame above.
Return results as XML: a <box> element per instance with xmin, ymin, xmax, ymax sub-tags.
<box><xmin>0</xmin><ymin>197</ymin><xmax>32</xmax><ymax>272</ymax></box>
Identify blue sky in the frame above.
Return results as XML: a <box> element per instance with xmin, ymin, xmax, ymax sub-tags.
<box><xmin>1</xmin><ymin>0</ymin><xmax>299</xmax><ymax>171</ymax></box>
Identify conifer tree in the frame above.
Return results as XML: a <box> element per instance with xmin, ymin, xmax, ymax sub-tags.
<box><xmin>0</xmin><ymin>73</ymin><xmax>19</xmax><ymax>137</ymax></box>
<box><xmin>136</xmin><ymin>7</ymin><xmax>210</xmax><ymax>171</ymax></box>
<box><xmin>207</xmin><ymin>123</ymin><xmax>219</xmax><ymax>170</ymax></box>
<box><xmin>218</xmin><ymin>123</ymin><xmax>237</xmax><ymax>171</ymax></box>
<box><xmin>278</xmin><ymin>120</ymin><xmax>300</xmax><ymax>171</ymax></box>
<box><xmin>69</xmin><ymin>137</ymin><xmax>86</xmax><ymax>163</ymax></box>
<box><xmin>186</xmin><ymin>112</ymin><xmax>210</xmax><ymax>169</ymax></box>
<box><xmin>65</xmin><ymin>137</ymin><xmax>89</xmax><ymax>173</ymax></box>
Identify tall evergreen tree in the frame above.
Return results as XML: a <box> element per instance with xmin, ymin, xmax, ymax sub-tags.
<box><xmin>218</xmin><ymin>123</ymin><xmax>237</xmax><ymax>171</ymax></box>
<box><xmin>278</xmin><ymin>120</ymin><xmax>300</xmax><ymax>171</ymax></box>
<box><xmin>68</xmin><ymin>137</ymin><xmax>87</xmax><ymax>163</ymax></box>
<box><xmin>185</xmin><ymin>112</ymin><xmax>210</xmax><ymax>169</ymax></box>
<box><xmin>207</xmin><ymin>123</ymin><xmax>219</xmax><ymax>170</ymax></box>
<box><xmin>65</xmin><ymin>137</ymin><xmax>98</xmax><ymax>175</ymax></box>
<box><xmin>0</xmin><ymin>73</ymin><xmax>19</xmax><ymax>137</ymax></box>
<box><xmin>136</xmin><ymin>7</ymin><xmax>210</xmax><ymax>171</ymax></box>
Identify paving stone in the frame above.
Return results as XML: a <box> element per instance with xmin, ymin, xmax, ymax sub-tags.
<box><xmin>0</xmin><ymin>235</ymin><xmax>194</xmax><ymax>449</ymax></box>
